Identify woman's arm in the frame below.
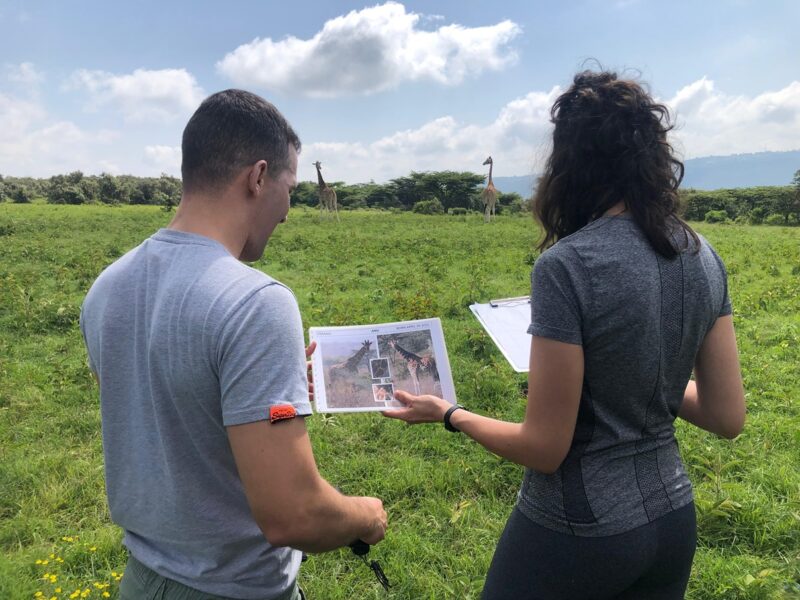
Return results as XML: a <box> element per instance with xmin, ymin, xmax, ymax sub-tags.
<box><xmin>678</xmin><ymin>315</ymin><xmax>745</xmax><ymax>439</ymax></box>
<box><xmin>383</xmin><ymin>336</ymin><xmax>583</xmax><ymax>474</ymax></box>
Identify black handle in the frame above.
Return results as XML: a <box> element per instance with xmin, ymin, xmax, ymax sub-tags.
<box><xmin>349</xmin><ymin>539</ymin><xmax>370</xmax><ymax>556</ymax></box>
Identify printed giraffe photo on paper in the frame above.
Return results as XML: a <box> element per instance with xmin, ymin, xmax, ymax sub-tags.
<box><xmin>372</xmin><ymin>383</ymin><xmax>394</xmax><ymax>403</ymax></box>
<box><xmin>309</xmin><ymin>318</ymin><xmax>457</xmax><ymax>413</ymax></box>
<box><xmin>369</xmin><ymin>358</ymin><xmax>390</xmax><ymax>379</ymax></box>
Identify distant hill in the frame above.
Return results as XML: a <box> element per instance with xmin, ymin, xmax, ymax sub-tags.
<box><xmin>492</xmin><ymin>175</ymin><xmax>537</xmax><ymax>199</ymax></box>
<box><xmin>681</xmin><ymin>150</ymin><xmax>800</xmax><ymax>190</ymax></box>
<box><xmin>492</xmin><ymin>150</ymin><xmax>800</xmax><ymax>197</ymax></box>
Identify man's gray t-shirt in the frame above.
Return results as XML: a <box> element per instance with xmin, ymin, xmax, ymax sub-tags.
<box><xmin>519</xmin><ymin>215</ymin><xmax>731</xmax><ymax>537</ymax></box>
<box><xmin>80</xmin><ymin>229</ymin><xmax>312</xmax><ymax>599</ymax></box>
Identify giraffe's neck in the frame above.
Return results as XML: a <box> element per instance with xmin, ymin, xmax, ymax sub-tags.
<box><xmin>316</xmin><ymin>167</ymin><xmax>326</xmax><ymax>189</ymax></box>
<box><xmin>487</xmin><ymin>161</ymin><xmax>493</xmax><ymax>185</ymax></box>
<box><xmin>393</xmin><ymin>342</ymin><xmax>421</xmax><ymax>362</ymax></box>
<box><xmin>345</xmin><ymin>344</ymin><xmax>370</xmax><ymax>370</ymax></box>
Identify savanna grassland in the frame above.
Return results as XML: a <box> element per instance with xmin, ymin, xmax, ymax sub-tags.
<box><xmin>0</xmin><ymin>204</ymin><xmax>798</xmax><ymax>599</ymax></box>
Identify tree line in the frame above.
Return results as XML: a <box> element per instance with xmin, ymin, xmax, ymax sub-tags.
<box><xmin>680</xmin><ymin>177</ymin><xmax>800</xmax><ymax>225</ymax></box>
<box><xmin>0</xmin><ymin>172</ymin><xmax>182</xmax><ymax>208</ymax></box>
<box><xmin>1</xmin><ymin>169</ymin><xmax>799</xmax><ymax>224</ymax></box>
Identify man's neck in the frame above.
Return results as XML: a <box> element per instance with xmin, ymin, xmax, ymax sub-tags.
<box><xmin>168</xmin><ymin>195</ymin><xmax>247</xmax><ymax>259</ymax></box>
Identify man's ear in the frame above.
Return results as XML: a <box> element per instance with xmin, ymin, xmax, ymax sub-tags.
<box><xmin>247</xmin><ymin>160</ymin><xmax>269</xmax><ymax>196</ymax></box>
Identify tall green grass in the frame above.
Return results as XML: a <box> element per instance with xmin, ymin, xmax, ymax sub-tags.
<box><xmin>0</xmin><ymin>204</ymin><xmax>798</xmax><ymax>599</ymax></box>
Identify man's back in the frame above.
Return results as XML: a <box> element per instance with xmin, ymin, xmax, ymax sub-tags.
<box><xmin>81</xmin><ymin>228</ymin><xmax>311</xmax><ymax>598</ymax></box>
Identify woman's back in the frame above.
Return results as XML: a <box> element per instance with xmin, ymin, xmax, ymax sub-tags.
<box><xmin>520</xmin><ymin>213</ymin><xmax>731</xmax><ymax>536</ymax></box>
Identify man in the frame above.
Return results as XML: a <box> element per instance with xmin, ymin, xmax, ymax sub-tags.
<box><xmin>80</xmin><ymin>90</ymin><xmax>387</xmax><ymax>599</ymax></box>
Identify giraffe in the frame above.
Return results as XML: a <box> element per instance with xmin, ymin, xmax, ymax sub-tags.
<box><xmin>313</xmin><ymin>161</ymin><xmax>339</xmax><ymax>221</ymax></box>
<box><xmin>481</xmin><ymin>156</ymin><xmax>498</xmax><ymax>223</ymax></box>
<box><xmin>373</xmin><ymin>384</ymin><xmax>393</xmax><ymax>403</ymax></box>
<box><xmin>388</xmin><ymin>339</ymin><xmax>440</xmax><ymax>395</ymax></box>
<box><xmin>328</xmin><ymin>340</ymin><xmax>372</xmax><ymax>388</ymax></box>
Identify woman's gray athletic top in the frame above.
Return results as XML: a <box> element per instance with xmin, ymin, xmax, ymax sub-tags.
<box><xmin>521</xmin><ymin>214</ymin><xmax>731</xmax><ymax>537</ymax></box>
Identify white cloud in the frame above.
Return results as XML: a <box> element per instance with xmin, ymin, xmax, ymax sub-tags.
<box><xmin>668</xmin><ymin>78</ymin><xmax>800</xmax><ymax>157</ymax></box>
<box><xmin>7</xmin><ymin>62</ymin><xmax>44</xmax><ymax>85</ymax></box>
<box><xmin>301</xmin><ymin>78</ymin><xmax>800</xmax><ymax>183</ymax></box>
<box><xmin>217</xmin><ymin>2</ymin><xmax>521</xmax><ymax>97</ymax></box>
<box><xmin>300</xmin><ymin>86</ymin><xmax>561</xmax><ymax>184</ymax></box>
<box><xmin>144</xmin><ymin>145</ymin><xmax>182</xmax><ymax>173</ymax></box>
<box><xmin>69</xmin><ymin>68</ymin><xmax>205</xmax><ymax>122</ymax></box>
<box><xmin>0</xmin><ymin>91</ymin><xmax>117</xmax><ymax>177</ymax></box>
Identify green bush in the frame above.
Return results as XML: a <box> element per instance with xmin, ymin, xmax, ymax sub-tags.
<box><xmin>765</xmin><ymin>214</ymin><xmax>785</xmax><ymax>226</ymax></box>
<box><xmin>704</xmin><ymin>209</ymin><xmax>728</xmax><ymax>223</ymax></box>
<box><xmin>412</xmin><ymin>198</ymin><xmax>445</xmax><ymax>214</ymax></box>
<box><xmin>748</xmin><ymin>206</ymin><xmax>767</xmax><ymax>225</ymax></box>
<box><xmin>449</xmin><ymin>207</ymin><xmax>467</xmax><ymax>216</ymax></box>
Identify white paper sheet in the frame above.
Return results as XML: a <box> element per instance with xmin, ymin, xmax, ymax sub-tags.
<box><xmin>309</xmin><ymin>317</ymin><xmax>457</xmax><ymax>413</ymax></box>
<box><xmin>469</xmin><ymin>297</ymin><xmax>531</xmax><ymax>372</ymax></box>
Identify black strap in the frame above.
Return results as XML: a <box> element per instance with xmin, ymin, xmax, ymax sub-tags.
<box><xmin>444</xmin><ymin>404</ymin><xmax>466</xmax><ymax>432</ymax></box>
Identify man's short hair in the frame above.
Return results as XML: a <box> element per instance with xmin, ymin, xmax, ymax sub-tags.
<box><xmin>181</xmin><ymin>89</ymin><xmax>301</xmax><ymax>193</ymax></box>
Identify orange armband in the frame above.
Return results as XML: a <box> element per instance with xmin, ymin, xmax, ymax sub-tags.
<box><xmin>269</xmin><ymin>404</ymin><xmax>297</xmax><ymax>424</ymax></box>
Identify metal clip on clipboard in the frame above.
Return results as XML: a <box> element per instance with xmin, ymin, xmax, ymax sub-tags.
<box><xmin>489</xmin><ymin>295</ymin><xmax>530</xmax><ymax>308</ymax></box>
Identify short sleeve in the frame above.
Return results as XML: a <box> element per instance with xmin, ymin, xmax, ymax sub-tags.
<box><xmin>217</xmin><ymin>283</ymin><xmax>312</xmax><ymax>426</ymax></box>
<box><xmin>707</xmin><ymin>243</ymin><xmax>733</xmax><ymax>317</ymax></box>
<box><xmin>527</xmin><ymin>246</ymin><xmax>587</xmax><ymax>345</ymax></box>
<box><xmin>79</xmin><ymin>305</ymin><xmax>98</xmax><ymax>374</ymax></box>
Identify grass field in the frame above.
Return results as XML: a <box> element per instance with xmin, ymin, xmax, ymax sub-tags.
<box><xmin>0</xmin><ymin>204</ymin><xmax>798</xmax><ymax>599</ymax></box>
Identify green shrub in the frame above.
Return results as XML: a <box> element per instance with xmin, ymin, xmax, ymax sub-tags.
<box><xmin>412</xmin><ymin>199</ymin><xmax>445</xmax><ymax>214</ymax></box>
<box><xmin>748</xmin><ymin>206</ymin><xmax>767</xmax><ymax>225</ymax></box>
<box><xmin>704</xmin><ymin>209</ymin><xmax>728</xmax><ymax>223</ymax></box>
<box><xmin>765</xmin><ymin>214</ymin><xmax>785</xmax><ymax>226</ymax></box>
<box><xmin>449</xmin><ymin>207</ymin><xmax>467</xmax><ymax>216</ymax></box>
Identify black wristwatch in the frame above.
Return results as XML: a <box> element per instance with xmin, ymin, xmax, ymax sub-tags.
<box><xmin>443</xmin><ymin>404</ymin><xmax>466</xmax><ymax>432</ymax></box>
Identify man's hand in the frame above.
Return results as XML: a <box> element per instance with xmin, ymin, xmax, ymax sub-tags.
<box><xmin>305</xmin><ymin>340</ymin><xmax>317</xmax><ymax>404</ymax></box>
<box><xmin>355</xmin><ymin>496</ymin><xmax>388</xmax><ymax>545</ymax></box>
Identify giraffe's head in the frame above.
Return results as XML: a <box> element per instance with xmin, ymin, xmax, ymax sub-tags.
<box><xmin>313</xmin><ymin>161</ymin><xmax>322</xmax><ymax>170</ymax></box>
<box><xmin>362</xmin><ymin>340</ymin><xmax>372</xmax><ymax>350</ymax></box>
<box><xmin>482</xmin><ymin>156</ymin><xmax>493</xmax><ymax>166</ymax></box>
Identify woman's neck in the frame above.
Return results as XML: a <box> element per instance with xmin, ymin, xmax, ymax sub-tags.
<box><xmin>602</xmin><ymin>202</ymin><xmax>627</xmax><ymax>217</ymax></box>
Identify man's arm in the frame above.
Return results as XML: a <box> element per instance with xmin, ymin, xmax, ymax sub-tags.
<box><xmin>227</xmin><ymin>416</ymin><xmax>386</xmax><ymax>553</ymax></box>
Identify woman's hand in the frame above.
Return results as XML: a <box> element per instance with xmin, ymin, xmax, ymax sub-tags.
<box><xmin>381</xmin><ymin>389</ymin><xmax>453</xmax><ymax>424</ymax></box>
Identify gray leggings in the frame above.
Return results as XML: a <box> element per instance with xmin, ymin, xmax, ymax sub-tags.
<box><xmin>120</xmin><ymin>554</ymin><xmax>305</xmax><ymax>600</ymax></box>
<box><xmin>482</xmin><ymin>502</ymin><xmax>696</xmax><ymax>599</ymax></box>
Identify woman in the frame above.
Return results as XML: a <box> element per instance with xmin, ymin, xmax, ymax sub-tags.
<box><xmin>383</xmin><ymin>70</ymin><xmax>745</xmax><ymax>599</ymax></box>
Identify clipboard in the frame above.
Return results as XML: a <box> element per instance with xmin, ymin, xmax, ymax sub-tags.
<box><xmin>469</xmin><ymin>296</ymin><xmax>531</xmax><ymax>372</ymax></box>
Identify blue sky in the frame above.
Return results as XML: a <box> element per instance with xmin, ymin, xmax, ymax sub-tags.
<box><xmin>1</xmin><ymin>0</ymin><xmax>798</xmax><ymax>183</ymax></box>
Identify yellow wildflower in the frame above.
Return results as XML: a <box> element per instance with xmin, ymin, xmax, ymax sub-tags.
<box><xmin>49</xmin><ymin>553</ymin><xmax>55</xmax><ymax>559</ymax></box>
<box><xmin>55</xmin><ymin>590</ymin><xmax>62</xmax><ymax>594</ymax></box>
<box><xmin>56</xmin><ymin>557</ymin><xmax>64</xmax><ymax>563</ymax></box>
<box><xmin>102</xmin><ymin>594</ymin><xmax>110</xmax><ymax>599</ymax></box>
<box><xmin>49</xmin><ymin>575</ymin><xmax>57</xmax><ymax>583</ymax></box>
<box><xmin>34</xmin><ymin>593</ymin><xmax>43</xmax><ymax>598</ymax></box>
<box><xmin>35</xmin><ymin>559</ymin><xmax>43</xmax><ymax>565</ymax></box>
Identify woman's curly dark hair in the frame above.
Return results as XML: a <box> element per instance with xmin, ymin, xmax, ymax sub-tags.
<box><xmin>533</xmin><ymin>70</ymin><xmax>698</xmax><ymax>258</ymax></box>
